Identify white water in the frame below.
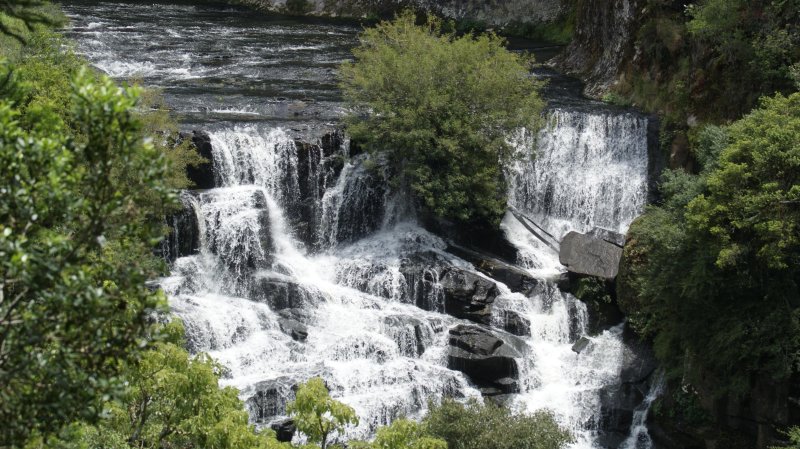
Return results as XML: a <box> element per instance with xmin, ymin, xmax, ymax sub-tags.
<box><xmin>159</xmin><ymin>113</ymin><xmax>655</xmax><ymax>447</ymax></box>
<box><xmin>62</xmin><ymin>2</ymin><xmax>659</xmax><ymax>446</ymax></box>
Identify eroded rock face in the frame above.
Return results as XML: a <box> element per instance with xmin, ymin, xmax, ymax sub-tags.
<box><xmin>440</xmin><ymin>268</ymin><xmax>501</xmax><ymax>324</ymax></box>
<box><xmin>559</xmin><ymin>230</ymin><xmax>624</xmax><ymax>279</ymax></box>
<box><xmin>245</xmin><ymin>377</ymin><xmax>297</xmax><ymax>424</ymax></box>
<box><xmin>161</xmin><ymin>193</ymin><xmax>200</xmax><ymax>262</ymax></box>
<box><xmin>249</xmin><ymin>276</ymin><xmax>323</xmax><ymax>310</ymax></box>
<box><xmin>447</xmin><ymin>324</ymin><xmax>526</xmax><ymax>395</ymax></box>
<box><xmin>180</xmin><ymin>130</ymin><xmax>215</xmax><ymax>189</ymax></box>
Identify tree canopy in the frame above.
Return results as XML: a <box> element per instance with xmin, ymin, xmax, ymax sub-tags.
<box><xmin>618</xmin><ymin>92</ymin><xmax>800</xmax><ymax>395</ymax></box>
<box><xmin>340</xmin><ymin>12</ymin><xmax>544</xmax><ymax>226</ymax></box>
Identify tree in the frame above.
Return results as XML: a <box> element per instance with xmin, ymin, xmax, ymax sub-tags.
<box><xmin>340</xmin><ymin>11</ymin><xmax>544</xmax><ymax>226</ymax></box>
<box><xmin>618</xmin><ymin>92</ymin><xmax>800</xmax><ymax>394</ymax></box>
<box><xmin>350</xmin><ymin>419</ymin><xmax>446</xmax><ymax>449</ymax></box>
<box><xmin>287</xmin><ymin>378</ymin><xmax>359</xmax><ymax>449</ymax></box>
<box><xmin>29</xmin><ymin>321</ymin><xmax>287</xmax><ymax>449</ymax></box>
<box><xmin>0</xmin><ymin>66</ymin><xmax>172</xmax><ymax>446</ymax></box>
<box><xmin>422</xmin><ymin>399</ymin><xmax>573</xmax><ymax>449</ymax></box>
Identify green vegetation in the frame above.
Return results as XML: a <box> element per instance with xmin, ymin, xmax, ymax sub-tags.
<box><xmin>287</xmin><ymin>378</ymin><xmax>359</xmax><ymax>449</ymax></box>
<box><xmin>618</xmin><ymin>92</ymin><xmax>800</xmax><ymax>395</ymax></box>
<box><xmin>615</xmin><ymin>0</ymin><xmax>799</xmax><ymax>122</ymax></box>
<box><xmin>0</xmin><ymin>3</ymin><xmax>206</xmax><ymax>446</ymax></box>
<box><xmin>423</xmin><ymin>399</ymin><xmax>573</xmax><ymax>449</ymax></box>
<box><xmin>27</xmin><ymin>321</ymin><xmax>286</xmax><ymax>449</ymax></box>
<box><xmin>340</xmin><ymin>12</ymin><xmax>545</xmax><ymax>226</ymax></box>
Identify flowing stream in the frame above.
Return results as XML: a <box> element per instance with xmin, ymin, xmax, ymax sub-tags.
<box><xmin>63</xmin><ymin>2</ymin><xmax>659</xmax><ymax>447</ymax></box>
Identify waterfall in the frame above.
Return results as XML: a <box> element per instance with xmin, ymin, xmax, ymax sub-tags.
<box><xmin>62</xmin><ymin>3</ymin><xmax>661</xmax><ymax>446</ymax></box>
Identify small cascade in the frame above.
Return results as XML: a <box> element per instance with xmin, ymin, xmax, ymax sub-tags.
<box><xmin>507</xmin><ymin>109</ymin><xmax>650</xmax><ymax>239</ymax></box>
<box><xmin>620</xmin><ymin>375</ymin><xmax>665</xmax><ymax>449</ymax></box>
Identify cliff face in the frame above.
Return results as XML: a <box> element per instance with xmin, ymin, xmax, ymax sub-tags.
<box><xmin>551</xmin><ymin>0</ymin><xmax>643</xmax><ymax>98</ymax></box>
<box><xmin>237</xmin><ymin>0</ymin><xmax>566</xmax><ymax>26</ymax></box>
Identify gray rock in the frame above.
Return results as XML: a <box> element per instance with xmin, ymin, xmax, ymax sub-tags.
<box><xmin>447</xmin><ymin>324</ymin><xmax>526</xmax><ymax>395</ymax></box>
<box><xmin>180</xmin><ymin>130</ymin><xmax>215</xmax><ymax>189</ymax></box>
<box><xmin>559</xmin><ymin>231</ymin><xmax>624</xmax><ymax>279</ymax></box>
<box><xmin>245</xmin><ymin>377</ymin><xmax>297</xmax><ymax>424</ymax></box>
<box><xmin>499</xmin><ymin>309</ymin><xmax>531</xmax><ymax>337</ymax></box>
<box><xmin>572</xmin><ymin>336</ymin><xmax>592</xmax><ymax>354</ymax></box>
<box><xmin>440</xmin><ymin>268</ymin><xmax>501</xmax><ymax>324</ymax></box>
<box><xmin>447</xmin><ymin>244</ymin><xmax>539</xmax><ymax>295</ymax></box>
<box><xmin>250</xmin><ymin>276</ymin><xmax>322</xmax><ymax>310</ymax></box>
<box><xmin>278</xmin><ymin>318</ymin><xmax>308</xmax><ymax>342</ymax></box>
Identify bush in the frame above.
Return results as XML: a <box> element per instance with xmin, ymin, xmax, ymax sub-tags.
<box><xmin>340</xmin><ymin>11</ymin><xmax>545</xmax><ymax>226</ymax></box>
<box><xmin>422</xmin><ymin>399</ymin><xmax>573</xmax><ymax>449</ymax></box>
<box><xmin>619</xmin><ymin>92</ymin><xmax>800</xmax><ymax>395</ymax></box>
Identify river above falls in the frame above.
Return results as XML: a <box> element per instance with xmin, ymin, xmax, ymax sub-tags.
<box><xmin>61</xmin><ymin>2</ymin><xmax>659</xmax><ymax>448</ymax></box>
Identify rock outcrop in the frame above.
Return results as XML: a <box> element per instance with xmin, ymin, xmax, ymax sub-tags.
<box><xmin>447</xmin><ymin>324</ymin><xmax>525</xmax><ymax>396</ymax></box>
<box><xmin>179</xmin><ymin>130</ymin><xmax>215</xmax><ymax>189</ymax></box>
<box><xmin>559</xmin><ymin>230</ymin><xmax>624</xmax><ymax>279</ymax></box>
<box><xmin>440</xmin><ymin>268</ymin><xmax>501</xmax><ymax>325</ymax></box>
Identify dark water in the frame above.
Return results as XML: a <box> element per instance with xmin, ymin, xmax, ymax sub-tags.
<box><xmin>61</xmin><ymin>0</ymin><xmax>359</xmax><ymax>132</ymax></box>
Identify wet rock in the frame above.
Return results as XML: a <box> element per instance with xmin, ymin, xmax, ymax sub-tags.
<box><xmin>250</xmin><ymin>276</ymin><xmax>322</xmax><ymax>310</ymax></box>
<box><xmin>293</xmin><ymin>131</ymin><xmax>347</xmax><ymax>248</ymax></box>
<box><xmin>245</xmin><ymin>376</ymin><xmax>297</xmax><ymax>423</ymax></box>
<box><xmin>598</xmin><ymin>327</ymin><xmax>658</xmax><ymax>434</ymax></box>
<box><xmin>447</xmin><ymin>244</ymin><xmax>539</xmax><ymax>295</ymax></box>
<box><xmin>160</xmin><ymin>193</ymin><xmax>200</xmax><ymax>262</ymax></box>
<box><xmin>559</xmin><ymin>230</ymin><xmax>624</xmax><ymax>279</ymax></box>
<box><xmin>200</xmin><ymin>189</ymin><xmax>273</xmax><ymax>273</ymax></box>
<box><xmin>180</xmin><ymin>130</ymin><xmax>215</xmax><ymax>189</ymax></box>
<box><xmin>499</xmin><ymin>310</ymin><xmax>531</xmax><ymax>337</ymax></box>
<box><xmin>572</xmin><ymin>336</ymin><xmax>592</xmax><ymax>354</ymax></box>
<box><xmin>382</xmin><ymin>315</ymin><xmax>432</xmax><ymax>357</ymax></box>
<box><xmin>270</xmin><ymin>417</ymin><xmax>296</xmax><ymax>443</ymax></box>
<box><xmin>447</xmin><ymin>324</ymin><xmax>525</xmax><ymax>395</ymax></box>
<box><xmin>399</xmin><ymin>251</ymin><xmax>450</xmax><ymax>312</ymax></box>
<box><xmin>440</xmin><ymin>268</ymin><xmax>501</xmax><ymax>324</ymax></box>
<box><xmin>278</xmin><ymin>317</ymin><xmax>308</xmax><ymax>342</ymax></box>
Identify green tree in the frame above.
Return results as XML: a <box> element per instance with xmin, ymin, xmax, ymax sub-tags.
<box><xmin>0</xmin><ymin>67</ymin><xmax>174</xmax><ymax>446</ymax></box>
<box><xmin>422</xmin><ymin>399</ymin><xmax>572</xmax><ymax>449</ymax></box>
<box><xmin>350</xmin><ymin>419</ymin><xmax>447</xmax><ymax>449</ymax></box>
<box><xmin>340</xmin><ymin>12</ymin><xmax>545</xmax><ymax>226</ymax></box>
<box><xmin>287</xmin><ymin>377</ymin><xmax>359</xmax><ymax>449</ymax></box>
<box><xmin>30</xmin><ymin>321</ymin><xmax>287</xmax><ymax>449</ymax></box>
<box><xmin>619</xmin><ymin>92</ymin><xmax>800</xmax><ymax>394</ymax></box>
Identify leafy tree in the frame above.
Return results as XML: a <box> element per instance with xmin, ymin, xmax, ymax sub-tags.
<box><xmin>422</xmin><ymin>399</ymin><xmax>572</xmax><ymax>449</ymax></box>
<box><xmin>340</xmin><ymin>11</ymin><xmax>545</xmax><ymax>226</ymax></box>
<box><xmin>287</xmin><ymin>377</ymin><xmax>359</xmax><ymax>449</ymax></box>
<box><xmin>350</xmin><ymin>419</ymin><xmax>446</xmax><ymax>449</ymax></box>
<box><xmin>772</xmin><ymin>426</ymin><xmax>800</xmax><ymax>449</ymax></box>
<box><xmin>619</xmin><ymin>92</ymin><xmax>800</xmax><ymax>395</ymax></box>
<box><xmin>0</xmin><ymin>66</ymin><xmax>173</xmax><ymax>446</ymax></box>
<box><xmin>0</xmin><ymin>0</ymin><xmax>61</xmax><ymax>42</ymax></box>
<box><xmin>29</xmin><ymin>321</ymin><xmax>287</xmax><ymax>449</ymax></box>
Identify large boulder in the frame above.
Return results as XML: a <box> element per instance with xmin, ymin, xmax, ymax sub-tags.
<box><xmin>440</xmin><ymin>268</ymin><xmax>501</xmax><ymax>324</ymax></box>
<box><xmin>277</xmin><ymin>308</ymin><xmax>310</xmax><ymax>342</ymax></box>
<box><xmin>447</xmin><ymin>324</ymin><xmax>526</xmax><ymax>395</ymax></box>
<box><xmin>270</xmin><ymin>417</ymin><xmax>296</xmax><ymax>443</ymax></box>
<box><xmin>559</xmin><ymin>230</ymin><xmax>624</xmax><ymax>279</ymax></box>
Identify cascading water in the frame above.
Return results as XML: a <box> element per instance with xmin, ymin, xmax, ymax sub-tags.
<box><xmin>63</xmin><ymin>2</ymin><xmax>660</xmax><ymax>447</ymax></box>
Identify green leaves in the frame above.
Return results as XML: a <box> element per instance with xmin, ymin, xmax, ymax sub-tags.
<box><xmin>0</xmin><ymin>54</ymin><xmax>171</xmax><ymax>447</ymax></box>
<box><xmin>340</xmin><ymin>11</ymin><xmax>545</xmax><ymax>226</ymax></box>
<box><xmin>287</xmin><ymin>378</ymin><xmax>358</xmax><ymax>449</ymax></box>
<box><xmin>422</xmin><ymin>399</ymin><xmax>572</xmax><ymax>449</ymax></box>
<box><xmin>619</xmin><ymin>92</ymin><xmax>800</xmax><ymax>397</ymax></box>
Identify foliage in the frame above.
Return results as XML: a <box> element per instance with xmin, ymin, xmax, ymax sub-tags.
<box><xmin>0</xmin><ymin>0</ymin><xmax>62</xmax><ymax>42</ymax></box>
<box><xmin>29</xmin><ymin>321</ymin><xmax>287</xmax><ymax>449</ymax></box>
<box><xmin>0</xmin><ymin>66</ymin><xmax>172</xmax><ymax>446</ymax></box>
<box><xmin>340</xmin><ymin>11</ymin><xmax>545</xmax><ymax>226</ymax></box>
<box><xmin>422</xmin><ymin>399</ymin><xmax>573</xmax><ymax>449</ymax></box>
<box><xmin>616</xmin><ymin>0</ymin><xmax>800</xmax><ymax>122</ymax></box>
<box><xmin>772</xmin><ymin>427</ymin><xmax>800</xmax><ymax>449</ymax></box>
<box><xmin>619</xmin><ymin>92</ymin><xmax>800</xmax><ymax>395</ymax></box>
<box><xmin>287</xmin><ymin>378</ymin><xmax>359</xmax><ymax>449</ymax></box>
<box><xmin>350</xmin><ymin>419</ymin><xmax>446</xmax><ymax>449</ymax></box>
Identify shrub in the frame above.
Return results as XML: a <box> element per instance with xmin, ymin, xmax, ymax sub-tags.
<box><xmin>340</xmin><ymin>11</ymin><xmax>545</xmax><ymax>226</ymax></box>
